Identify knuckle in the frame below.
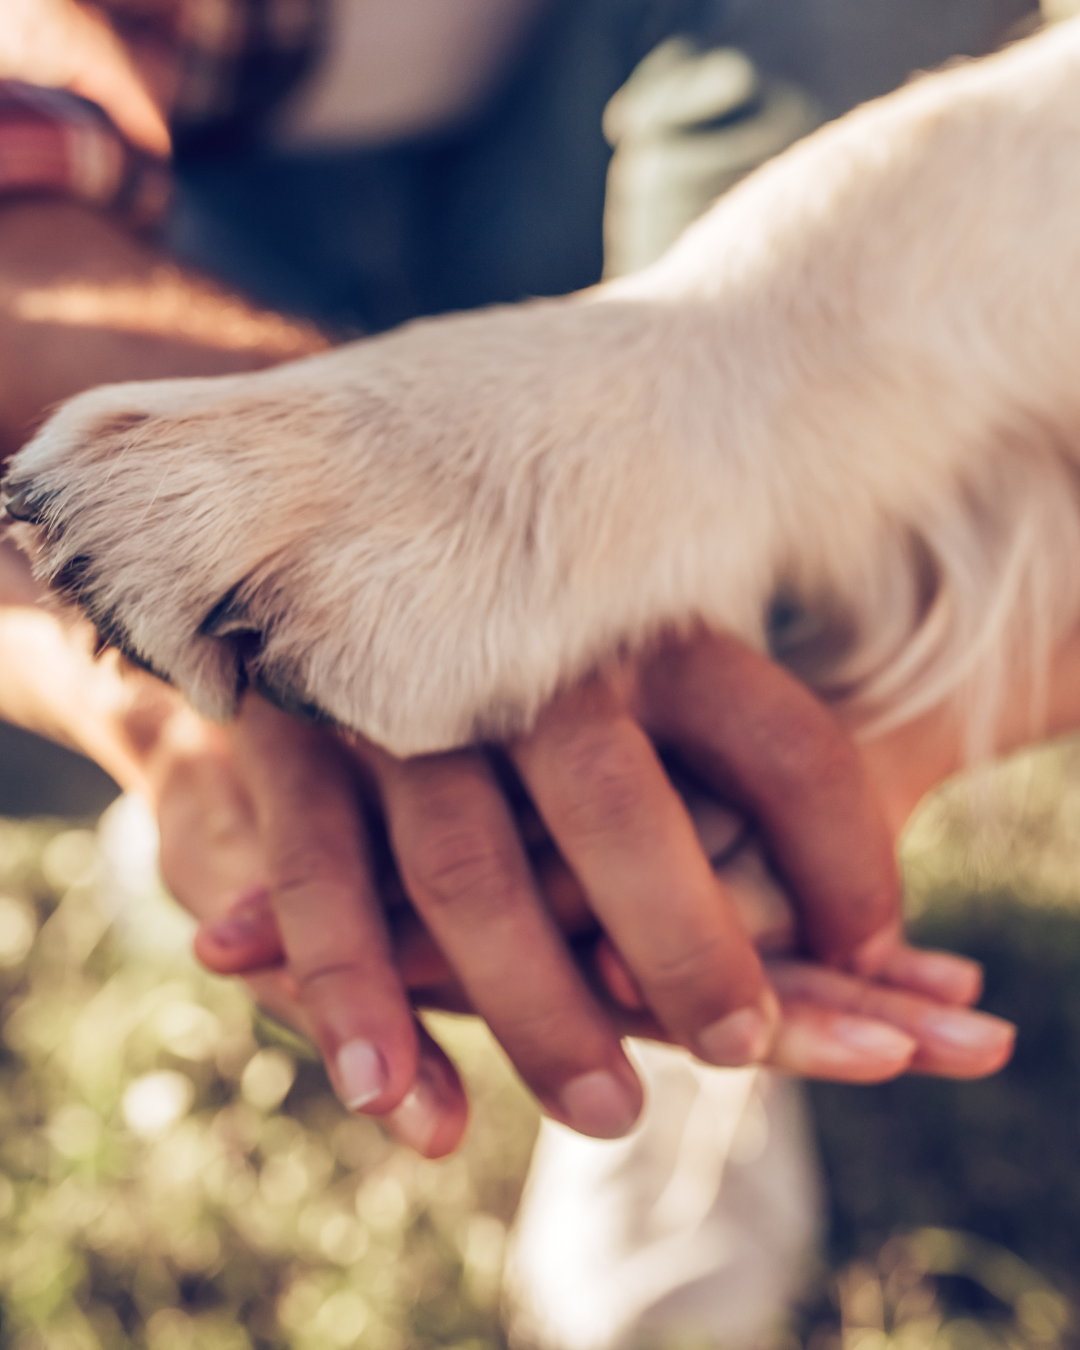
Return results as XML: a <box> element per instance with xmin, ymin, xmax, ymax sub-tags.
<box><xmin>555</xmin><ymin>728</ymin><xmax>652</xmax><ymax>839</ymax></box>
<box><xmin>293</xmin><ymin>957</ymin><xmax>364</xmax><ymax>998</ymax></box>
<box><xmin>495</xmin><ymin>1003</ymin><xmax>611</xmax><ymax>1077</ymax></box>
<box><xmin>642</xmin><ymin>933</ymin><xmax>759</xmax><ymax>1013</ymax></box>
<box><xmin>647</xmin><ymin>936</ymin><xmax>726</xmax><ymax>993</ymax></box>
<box><xmin>271</xmin><ymin>839</ymin><xmax>353</xmax><ymax>903</ymax></box>
<box><xmin>407</xmin><ymin>823</ymin><xmax>523</xmax><ymax>918</ymax></box>
<box><xmin>499</xmin><ymin>1000</ymin><xmax>576</xmax><ymax>1046</ymax></box>
<box><xmin>759</xmin><ymin>704</ymin><xmax>859</xmax><ymax>802</ymax></box>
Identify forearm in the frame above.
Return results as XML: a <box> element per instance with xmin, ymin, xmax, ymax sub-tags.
<box><xmin>0</xmin><ymin>198</ymin><xmax>327</xmax><ymax>458</ymax></box>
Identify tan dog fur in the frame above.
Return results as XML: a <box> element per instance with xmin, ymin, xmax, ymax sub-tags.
<box><xmin>7</xmin><ymin>18</ymin><xmax>1080</xmax><ymax>760</ymax></box>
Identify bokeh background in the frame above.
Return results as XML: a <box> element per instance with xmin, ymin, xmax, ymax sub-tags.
<box><xmin>2</xmin><ymin>735</ymin><xmax>1080</xmax><ymax>1350</ymax></box>
<box><xmin>4</xmin><ymin>2</ymin><xmax>1080</xmax><ymax>1346</ymax></box>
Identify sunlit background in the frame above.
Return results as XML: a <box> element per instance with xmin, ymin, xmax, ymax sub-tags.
<box><xmin>0</xmin><ymin>799</ymin><xmax>534</xmax><ymax>1350</ymax></box>
<box><xmin>4</xmin><ymin>0</ymin><xmax>1080</xmax><ymax>1343</ymax></box>
<box><xmin>1</xmin><ymin>738</ymin><xmax>1080</xmax><ymax>1349</ymax></box>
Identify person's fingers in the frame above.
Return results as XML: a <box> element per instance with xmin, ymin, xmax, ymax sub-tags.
<box><xmin>194</xmin><ymin>730</ymin><xmax>987</xmax><ymax>1091</ymax></box>
<box><xmin>149</xmin><ymin>712</ymin><xmax>270</xmax><ymax>925</ymax></box>
<box><xmin>636</xmin><ymin>631</ymin><xmax>901</xmax><ymax>969</ymax></box>
<box><xmin>191</xmin><ymin>883</ymin><xmax>471</xmax><ymax>1153</ymax></box>
<box><xmin>232</xmin><ymin>695</ymin><xmax>419</xmax><ymax>1116</ymax></box>
<box><xmin>379</xmin><ymin>1024</ymin><xmax>470</xmax><ymax>1159</ymax></box>
<box><xmin>769</xmin><ymin>1004</ymin><xmax>918</xmax><ymax>1081</ymax></box>
<box><xmin>367</xmin><ymin>744</ymin><xmax>643</xmax><ymax>1139</ymax></box>
<box><xmin>867</xmin><ymin>934</ymin><xmax>983</xmax><ymax>1006</ymax></box>
<box><xmin>234</xmin><ymin>973</ymin><xmax>471</xmax><ymax>1158</ymax></box>
<box><xmin>193</xmin><ymin>886</ymin><xmax>285</xmax><ymax>974</ymax></box>
<box><xmin>194</xmin><ymin>830</ymin><xmax>1001</xmax><ymax>1088</ymax></box>
<box><xmin>465</xmin><ymin>750</ymin><xmax>980</xmax><ymax>1011</ymax></box>
<box><xmin>766</xmin><ymin>959</ymin><xmax>1016</xmax><ymax>1078</ymax></box>
<box><xmin>587</xmin><ymin>942</ymin><xmax>916</xmax><ymax>1081</ymax></box>
<box><xmin>594</xmin><ymin>934</ymin><xmax>1009</xmax><ymax>1081</ymax></box>
<box><xmin>195</xmin><ymin>883</ymin><xmax>466</xmax><ymax>995</ymax></box>
<box><xmin>513</xmin><ymin>681</ymin><xmax>779</xmax><ymax>1068</ymax></box>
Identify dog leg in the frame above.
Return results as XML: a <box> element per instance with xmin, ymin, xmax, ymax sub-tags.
<box><xmin>7</xmin><ymin>19</ymin><xmax>1080</xmax><ymax>756</ymax></box>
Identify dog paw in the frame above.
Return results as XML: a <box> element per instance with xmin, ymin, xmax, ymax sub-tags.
<box><xmin>5</xmin><ymin>372</ymin><xmax>282</xmax><ymax>717</ymax></box>
<box><xmin>5</xmin><ymin>302</ymin><xmax>756</xmax><ymax>754</ymax></box>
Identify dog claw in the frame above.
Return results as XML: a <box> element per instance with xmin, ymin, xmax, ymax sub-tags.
<box><xmin>200</xmin><ymin>585</ymin><xmax>255</xmax><ymax>638</ymax></box>
<box><xmin>2</xmin><ymin>484</ymin><xmax>49</xmax><ymax>523</ymax></box>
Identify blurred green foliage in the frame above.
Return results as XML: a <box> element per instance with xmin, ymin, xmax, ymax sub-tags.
<box><xmin>2</xmin><ymin>739</ymin><xmax>1080</xmax><ymax>1349</ymax></box>
<box><xmin>806</xmin><ymin>740</ymin><xmax>1080</xmax><ymax>1350</ymax></box>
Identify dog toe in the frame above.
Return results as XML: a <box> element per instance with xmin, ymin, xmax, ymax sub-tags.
<box><xmin>2</xmin><ymin>480</ymin><xmax>55</xmax><ymax>525</ymax></box>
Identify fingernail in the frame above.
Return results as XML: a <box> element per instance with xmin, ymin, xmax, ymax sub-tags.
<box><xmin>205</xmin><ymin>889</ymin><xmax>272</xmax><ymax>947</ymax></box>
<box><xmin>336</xmin><ymin>1039</ymin><xmax>387</xmax><ymax>1110</ymax></box>
<box><xmin>782</xmin><ymin>1016</ymin><xmax>916</xmax><ymax>1074</ymax></box>
<box><xmin>921</xmin><ymin>1007</ymin><xmax>1016</xmax><ymax>1051</ymax></box>
<box><xmin>697</xmin><ymin>997</ymin><xmax>776</xmax><ymax>1067</ymax></box>
<box><xmin>384</xmin><ymin>1061</ymin><xmax>443</xmax><ymax>1155</ymax></box>
<box><xmin>556</xmin><ymin>1070</ymin><xmax>640</xmax><ymax>1139</ymax></box>
<box><xmin>832</xmin><ymin>1017</ymin><xmax>918</xmax><ymax>1058</ymax></box>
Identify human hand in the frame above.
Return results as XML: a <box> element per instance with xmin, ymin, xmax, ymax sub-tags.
<box><xmin>201</xmin><ymin>800</ymin><xmax>1014</xmax><ymax>1088</ymax></box>
<box><xmin>185</xmin><ymin>633</ymin><xmax>1013</xmax><ymax>1157</ymax></box>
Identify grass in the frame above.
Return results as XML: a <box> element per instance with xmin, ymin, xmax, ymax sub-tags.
<box><xmin>3</xmin><ymin>740</ymin><xmax>1080</xmax><ymax>1348</ymax></box>
<box><xmin>804</xmin><ymin>740</ymin><xmax>1080</xmax><ymax>1350</ymax></box>
<box><xmin>0</xmin><ymin>810</ymin><xmax>534</xmax><ymax>1350</ymax></box>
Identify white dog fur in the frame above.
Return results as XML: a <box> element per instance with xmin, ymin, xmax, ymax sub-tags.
<box><xmin>7</xmin><ymin>18</ymin><xmax>1080</xmax><ymax>760</ymax></box>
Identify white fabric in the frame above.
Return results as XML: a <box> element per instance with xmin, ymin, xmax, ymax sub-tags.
<box><xmin>504</xmin><ymin>1043</ymin><xmax>824</xmax><ymax>1350</ymax></box>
